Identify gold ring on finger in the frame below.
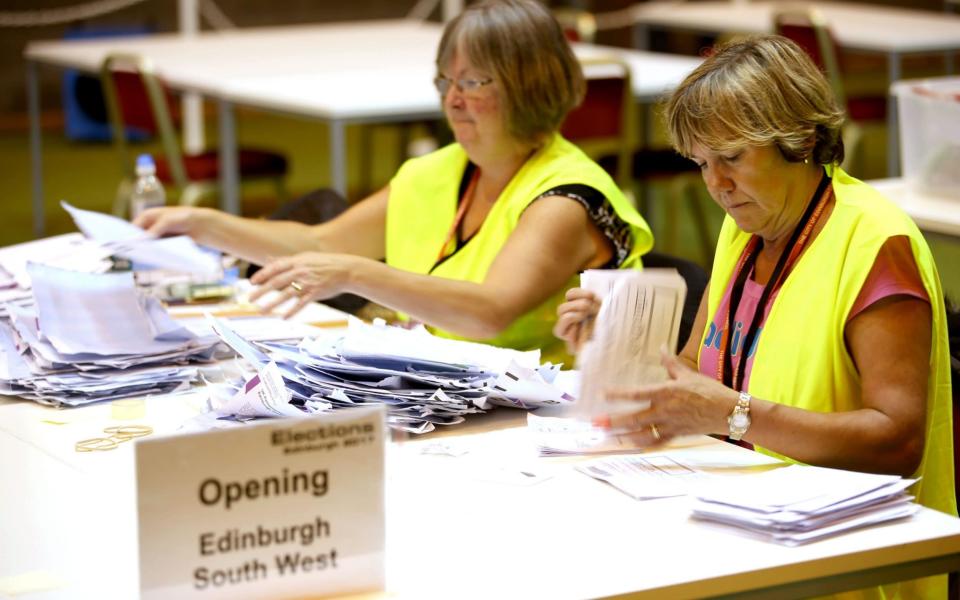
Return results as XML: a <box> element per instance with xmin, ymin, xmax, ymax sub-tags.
<box><xmin>290</xmin><ymin>281</ymin><xmax>304</xmax><ymax>294</ymax></box>
<box><xmin>650</xmin><ymin>423</ymin><xmax>662</xmax><ymax>441</ymax></box>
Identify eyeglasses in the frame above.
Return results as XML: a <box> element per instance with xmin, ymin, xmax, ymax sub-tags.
<box><xmin>433</xmin><ymin>75</ymin><xmax>494</xmax><ymax>97</ymax></box>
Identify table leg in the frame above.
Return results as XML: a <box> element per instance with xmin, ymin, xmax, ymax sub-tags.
<box><xmin>182</xmin><ymin>93</ymin><xmax>204</xmax><ymax>154</ymax></box>
<box><xmin>27</xmin><ymin>60</ymin><xmax>44</xmax><ymax>239</ymax></box>
<box><xmin>632</xmin><ymin>23</ymin><xmax>651</xmax><ymax>51</ymax></box>
<box><xmin>886</xmin><ymin>52</ymin><xmax>902</xmax><ymax>178</ymax></box>
<box><xmin>637</xmin><ymin>101</ymin><xmax>652</xmax><ymax>214</ymax></box>
<box><xmin>330</xmin><ymin>120</ymin><xmax>347</xmax><ymax>198</ymax></box>
<box><xmin>218</xmin><ymin>99</ymin><xmax>239</xmax><ymax>215</ymax></box>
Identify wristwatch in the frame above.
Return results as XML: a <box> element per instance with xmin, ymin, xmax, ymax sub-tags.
<box><xmin>727</xmin><ymin>391</ymin><xmax>752</xmax><ymax>441</ymax></box>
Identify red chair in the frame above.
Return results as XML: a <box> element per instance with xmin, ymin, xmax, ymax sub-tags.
<box><xmin>100</xmin><ymin>53</ymin><xmax>288</xmax><ymax>216</ymax></box>
<box><xmin>561</xmin><ymin>57</ymin><xmax>715</xmax><ymax>268</ymax></box>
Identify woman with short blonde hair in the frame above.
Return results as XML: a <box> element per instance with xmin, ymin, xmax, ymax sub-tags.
<box><xmin>558</xmin><ymin>35</ymin><xmax>954</xmax><ymax>598</ymax></box>
<box><xmin>436</xmin><ymin>0</ymin><xmax>585</xmax><ymax>143</ymax></box>
<box><xmin>666</xmin><ymin>35</ymin><xmax>845</xmax><ymax>165</ymax></box>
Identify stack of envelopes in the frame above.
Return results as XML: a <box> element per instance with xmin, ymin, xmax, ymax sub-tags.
<box><xmin>0</xmin><ymin>263</ymin><xmax>219</xmax><ymax>406</ymax></box>
<box><xmin>690</xmin><ymin>464</ymin><xmax>919</xmax><ymax>545</ymax></box>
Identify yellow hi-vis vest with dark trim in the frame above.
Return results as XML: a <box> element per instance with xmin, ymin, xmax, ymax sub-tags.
<box><xmin>703</xmin><ymin>165</ymin><xmax>955</xmax><ymax>600</ymax></box>
<box><xmin>385</xmin><ymin>133</ymin><xmax>653</xmax><ymax>364</ymax></box>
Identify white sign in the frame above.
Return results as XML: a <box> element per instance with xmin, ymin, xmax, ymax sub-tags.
<box><xmin>135</xmin><ymin>406</ymin><xmax>386</xmax><ymax>599</ymax></box>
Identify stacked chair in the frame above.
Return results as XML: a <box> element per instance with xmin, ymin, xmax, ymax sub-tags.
<box><xmin>100</xmin><ymin>53</ymin><xmax>289</xmax><ymax>216</ymax></box>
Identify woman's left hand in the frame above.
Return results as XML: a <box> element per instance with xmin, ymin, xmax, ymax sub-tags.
<box><xmin>248</xmin><ymin>252</ymin><xmax>357</xmax><ymax>317</ymax></box>
<box><xmin>600</xmin><ymin>347</ymin><xmax>739</xmax><ymax>446</ymax></box>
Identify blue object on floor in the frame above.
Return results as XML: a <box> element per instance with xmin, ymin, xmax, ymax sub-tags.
<box><xmin>62</xmin><ymin>26</ymin><xmax>152</xmax><ymax>142</ymax></box>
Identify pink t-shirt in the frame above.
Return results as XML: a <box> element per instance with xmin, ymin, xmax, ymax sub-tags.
<box><xmin>698</xmin><ymin>236</ymin><xmax>929</xmax><ymax>389</ymax></box>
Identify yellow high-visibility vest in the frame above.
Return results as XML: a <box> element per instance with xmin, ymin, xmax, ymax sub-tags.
<box><xmin>386</xmin><ymin>133</ymin><xmax>653</xmax><ymax>364</ymax></box>
<box><xmin>705</xmin><ymin>165</ymin><xmax>955</xmax><ymax>600</ymax></box>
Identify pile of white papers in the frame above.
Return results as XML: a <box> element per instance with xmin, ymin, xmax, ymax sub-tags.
<box><xmin>206</xmin><ymin>317</ymin><xmax>573</xmax><ymax>434</ymax></box>
<box><xmin>575</xmin><ymin>269</ymin><xmax>686</xmax><ymax>417</ymax></box>
<box><xmin>690</xmin><ymin>465</ymin><xmax>919</xmax><ymax>545</ymax></box>
<box><xmin>0</xmin><ymin>264</ymin><xmax>219</xmax><ymax>406</ymax></box>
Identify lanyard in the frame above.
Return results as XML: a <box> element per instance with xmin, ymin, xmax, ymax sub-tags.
<box><xmin>434</xmin><ymin>166</ymin><xmax>481</xmax><ymax>266</ymax></box>
<box><xmin>716</xmin><ymin>173</ymin><xmax>833</xmax><ymax>391</ymax></box>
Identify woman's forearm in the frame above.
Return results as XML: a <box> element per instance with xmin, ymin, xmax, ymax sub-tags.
<box><xmin>190</xmin><ymin>209</ymin><xmax>323</xmax><ymax>265</ymax></box>
<box><xmin>744</xmin><ymin>399</ymin><xmax>923</xmax><ymax>477</ymax></box>
<box><xmin>346</xmin><ymin>259</ymin><xmax>521</xmax><ymax>339</ymax></box>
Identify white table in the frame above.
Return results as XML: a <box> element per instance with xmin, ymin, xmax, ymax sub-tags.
<box><xmin>629</xmin><ymin>1</ymin><xmax>960</xmax><ymax>178</ymax></box>
<box><xmin>24</xmin><ymin>20</ymin><xmax>701</xmax><ymax>238</ymax></box>
<box><xmin>1</xmin><ymin>396</ymin><xmax>958</xmax><ymax>599</ymax></box>
<box><xmin>869</xmin><ymin>177</ymin><xmax>960</xmax><ymax>238</ymax></box>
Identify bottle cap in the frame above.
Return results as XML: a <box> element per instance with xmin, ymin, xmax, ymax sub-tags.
<box><xmin>135</xmin><ymin>154</ymin><xmax>156</xmax><ymax>176</ymax></box>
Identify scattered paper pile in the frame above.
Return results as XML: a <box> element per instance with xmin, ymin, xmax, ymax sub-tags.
<box><xmin>206</xmin><ymin>316</ymin><xmax>573</xmax><ymax>434</ymax></box>
<box><xmin>0</xmin><ymin>264</ymin><xmax>219</xmax><ymax>406</ymax></box>
<box><xmin>690</xmin><ymin>464</ymin><xmax>919</xmax><ymax>545</ymax></box>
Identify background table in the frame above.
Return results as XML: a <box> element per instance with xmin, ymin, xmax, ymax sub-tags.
<box><xmin>869</xmin><ymin>177</ymin><xmax>960</xmax><ymax>238</ymax></box>
<box><xmin>1</xmin><ymin>397</ymin><xmax>958</xmax><ymax>599</ymax></box>
<box><xmin>629</xmin><ymin>1</ymin><xmax>960</xmax><ymax>178</ymax></box>
<box><xmin>24</xmin><ymin>20</ymin><xmax>701</xmax><ymax>238</ymax></box>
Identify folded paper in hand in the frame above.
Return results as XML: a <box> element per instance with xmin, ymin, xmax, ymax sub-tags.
<box><xmin>61</xmin><ymin>201</ymin><xmax>221</xmax><ymax>277</ymax></box>
<box><xmin>575</xmin><ymin>269</ymin><xmax>686</xmax><ymax>417</ymax></box>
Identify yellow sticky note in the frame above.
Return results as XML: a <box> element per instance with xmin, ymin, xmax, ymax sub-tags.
<box><xmin>0</xmin><ymin>571</ymin><xmax>67</xmax><ymax>595</ymax></box>
<box><xmin>111</xmin><ymin>398</ymin><xmax>145</xmax><ymax>420</ymax></box>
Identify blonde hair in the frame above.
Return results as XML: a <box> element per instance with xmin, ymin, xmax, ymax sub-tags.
<box><xmin>436</xmin><ymin>0</ymin><xmax>585</xmax><ymax>144</ymax></box>
<box><xmin>665</xmin><ymin>35</ymin><xmax>845</xmax><ymax>165</ymax></box>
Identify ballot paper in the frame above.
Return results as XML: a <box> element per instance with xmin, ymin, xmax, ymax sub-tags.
<box><xmin>62</xmin><ymin>201</ymin><xmax>221</xmax><ymax>277</ymax></box>
<box><xmin>577</xmin><ymin>454</ymin><xmax>709</xmax><ymax>500</ymax></box>
<box><xmin>28</xmin><ymin>263</ymin><xmax>195</xmax><ymax>356</ymax></box>
<box><xmin>689</xmin><ymin>465</ymin><xmax>920</xmax><ymax>545</ymax></box>
<box><xmin>575</xmin><ymin>269</ymin><xmax>686</xmax><ymax>417</ymax></box>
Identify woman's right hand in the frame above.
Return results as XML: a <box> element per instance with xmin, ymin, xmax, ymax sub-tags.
<box><xmin>133</xmin><ymin>206</ymin><xmax>210</xmax><ymax>238</ymax></box>
<box><xmin>553</xmin><ymin>288</ymin><xmax>601</xmax><ymax>354</ymax></box>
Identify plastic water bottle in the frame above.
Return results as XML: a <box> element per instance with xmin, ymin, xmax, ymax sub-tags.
<box><xmin>129</xmin><ymin>154</ymin><xmax>166</xmax><ymax>219</ymax></box>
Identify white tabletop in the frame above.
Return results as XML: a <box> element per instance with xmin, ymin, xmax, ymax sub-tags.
<box><xmin>1</xmin><ymin>397</ymin><xmax>958</xmax><ymax>599</ymax></box>
<box><xmin>869</xmin><ymin>177</ymin><xmax>960</xmax><ymax>238</ymax></box>
<box><xmin>631</xmin><ymin>1</ymin><xmax>960</xmax><ymax>55</ymax></box>
<box><xmin>25</xmin><ymin>19</ymin><xmax>701</xmax><ymax>122</ymax></box>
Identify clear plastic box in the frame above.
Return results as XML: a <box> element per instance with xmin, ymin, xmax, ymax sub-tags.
<box><xmin>893</xmin><ymin>76</ymin><xmax>960</xmax><ymax>198</ymax></box>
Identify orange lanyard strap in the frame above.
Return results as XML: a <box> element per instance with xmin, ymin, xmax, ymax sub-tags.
<box><xmin>715</xmin><ymin>174</ymin><xmax>833</xmax><ymax>390</ymax></box>
<box><xmin>434</xmin><ymin>167</ymin><xmax>481</xmax><ymax>266</ymax></box>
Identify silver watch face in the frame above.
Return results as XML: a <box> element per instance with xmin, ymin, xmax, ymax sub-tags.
<box><xmin>731</xmin><ymin>413</ymin><xmax>750</xmax><ymax>429</ymax></box>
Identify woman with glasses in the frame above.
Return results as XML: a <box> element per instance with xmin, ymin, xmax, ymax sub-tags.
<box><xmin>557</xmin><ymin>35</ymin><xmax>954</xmax><ymax>598</ymax></box>
<box><xmin>136</xmin><ymin>0</ymin><xmax>651</xmax><ymax>363</ymax></box>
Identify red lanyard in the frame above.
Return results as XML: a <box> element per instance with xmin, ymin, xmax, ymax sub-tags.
<box><xmin>715</xmin><ymin>174</ymin><xmax>834</xmax><ymax>391</ymax></box>
<box><xmin>434</xmin><ymin>167</ymin><xmax>481</xmax><ymax>265</ymax></box>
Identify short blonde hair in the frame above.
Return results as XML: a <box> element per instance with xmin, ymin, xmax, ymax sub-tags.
<box><xmin>436</xmin><ymin>0</ymin><xmax>585</xmax><ymax>144</ymax></box>
<box><xmin>665</xmin><ymin>35</ymin><xmax>845</xmax><ymax>165</ymax></box>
